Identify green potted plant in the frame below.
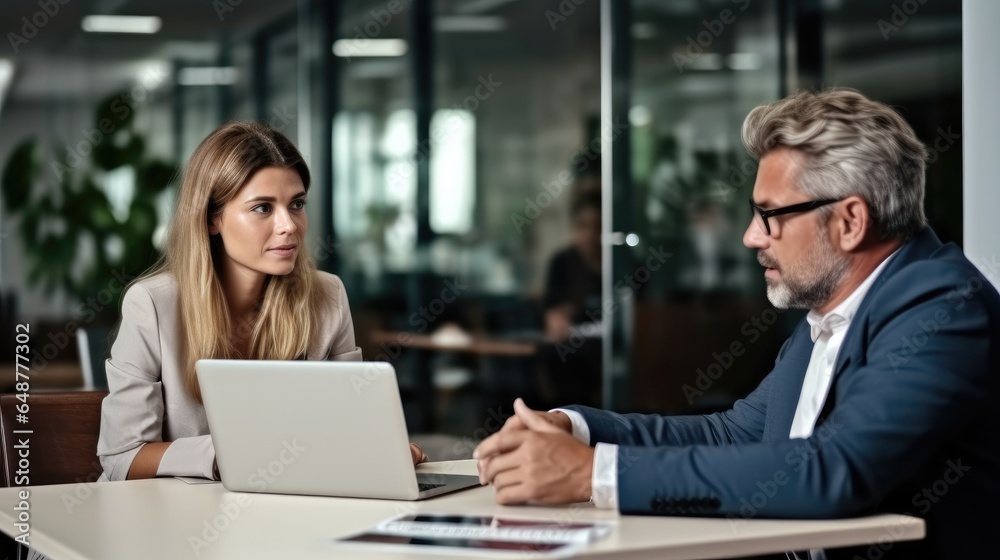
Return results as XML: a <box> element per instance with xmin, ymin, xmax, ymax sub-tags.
<box><xmin>1</xmin><ymin>91</ymin><xmax>176</xmax><ymax>325</ymax></box>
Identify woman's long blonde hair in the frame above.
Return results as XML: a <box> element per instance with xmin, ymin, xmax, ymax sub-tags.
<box><xmin>131</xmin><ymin>121</ymin><xmax>328</xmax><ymax>402</ymax></box>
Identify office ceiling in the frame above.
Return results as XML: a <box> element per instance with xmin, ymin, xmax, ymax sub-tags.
<box><xmin>0</xmin><ymin>0</ymin><xmax>293</xmax><ymax>101</ymax></box>
<box><xmin>0</xmin><ymin>0</ymin><xmax>962</xmax><ymax>105</ymax></box>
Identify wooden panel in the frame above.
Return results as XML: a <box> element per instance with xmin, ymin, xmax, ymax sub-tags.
<box><xmin>630</xmin><ymin>298</ymin><xmax>797</xmax><ymax>414</ymax></box>
<box><xmin>0</xmin><ymin>391</ymin><xmax>107</xmax><ymax>487</ymax></box>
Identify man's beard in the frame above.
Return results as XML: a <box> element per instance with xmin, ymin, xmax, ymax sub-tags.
<box><xmin>759</xmin><ymin>227</ymin><xmax>850</xmax><ymax>310</ymax></box>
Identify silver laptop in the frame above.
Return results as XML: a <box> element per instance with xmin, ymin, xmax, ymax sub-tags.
<box><xmin>196</xmin><ymin>359</ymin><xmax>480</xmax><ymax>500</ymax></box>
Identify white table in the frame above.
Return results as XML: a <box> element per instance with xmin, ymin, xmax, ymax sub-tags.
<box><xmin>0</xmin><ymin>460</ymin><xmax>924</xmax><ymax>559</ymax></box>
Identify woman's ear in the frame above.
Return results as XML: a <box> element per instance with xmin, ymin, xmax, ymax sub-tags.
<box><xmin>208</xmin><ymin>216</ymin><xmax>220</xmax><ymax>235</ymax></box>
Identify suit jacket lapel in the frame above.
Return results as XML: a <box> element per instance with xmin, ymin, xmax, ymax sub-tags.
<box><xmin>816</xmin><ymin>227</ymin><xmax>944</xmax><ymax>426</ymax></box>
<box><xmin>818</xmin><ymin>354</ymin><xmax>851</xmax><ymax>426</ymax></box>
<box><xmin>818</xmin><ymin>323</ymin><xmax>863</xmax><ymax>425</ymax></box>
<box><xmin>763</xmin><ymin>322</ymin><xmax>814</xmax><ymax>442</ymax></box>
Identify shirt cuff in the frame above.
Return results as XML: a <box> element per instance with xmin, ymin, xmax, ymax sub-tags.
<box><xmin>551</xmin><ymin>408</ymin><xmax>590</xmax><ymax>445</ymax></box>
<box><xmin>591</xmin><ymin>442</ymin><xmax>619</xmax><ymax>510</ymax></box>
<box><xmin>155</xmin><ymin>435</ymin><xmax>218</xmax><ymax>480</ymax></box>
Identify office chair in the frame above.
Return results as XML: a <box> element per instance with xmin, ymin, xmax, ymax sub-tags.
<box><xmin>0</xmin><ymin>391</ymin><xmax>108</xmax><ymax>487</ymax></box>
<box><xmin>76</xmin><ymin>327</ymin><xmax>112</xmax><ymax>390</ymax></box>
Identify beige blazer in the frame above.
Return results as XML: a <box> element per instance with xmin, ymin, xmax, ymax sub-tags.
<box><xmin>97</xmin><ymin>271</ymin><xmax>362</xmax><ymax>481</ymax></box>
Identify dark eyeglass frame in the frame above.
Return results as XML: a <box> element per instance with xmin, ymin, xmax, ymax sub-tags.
<box><xmin>749</xmin><ymin>198</ymin><xmax>842</xmax><ymax>236</ymax></box>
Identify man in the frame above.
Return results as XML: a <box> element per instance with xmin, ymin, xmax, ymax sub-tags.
<box><xmin>475</xmin><ymin>88</ymin><xmax>1000</xmax><ymax>560</ymax></box>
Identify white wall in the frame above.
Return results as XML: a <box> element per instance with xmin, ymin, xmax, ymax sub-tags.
<box><xmin>963</xmin><ymin>0</ymin><xmax>1000</xmax><ymax>287</ymax></box>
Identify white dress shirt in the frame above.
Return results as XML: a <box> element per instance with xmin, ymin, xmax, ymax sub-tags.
<box><xmin>556</xmin><ymin>249</ymin><xmax>900</xmax><ymax>512</ymax></box>
<box><xmin>790</xmin><ymin>250</ymin><xmax>897</xmax><ymax>439</ymax></box>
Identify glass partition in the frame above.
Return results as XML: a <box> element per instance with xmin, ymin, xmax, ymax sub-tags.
<box><xmin>607</xmin><ymin>0</ymin><xmax>962</xmax><ymax>415</ymax></box>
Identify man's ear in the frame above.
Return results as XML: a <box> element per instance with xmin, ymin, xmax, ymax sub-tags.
<box><xmin>833</xmin><ymin>195</ymin><xmax>869</xmax><ymax>252</ymax></box>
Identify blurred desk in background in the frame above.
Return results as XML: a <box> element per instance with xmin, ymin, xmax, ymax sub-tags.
<box><xmin>370</xmin><ymin>330</ymin><xmax>539</xmax><ymax>433</ymax></box>
<box><xmin>370</xmin><ymin>330</ymin><xmax>538</xmax><ymax>357</ymax></box>
<box><xmin>0</xmin><ymin>361</ymin><xmax>83</xmax><ymax>392</ymax></box>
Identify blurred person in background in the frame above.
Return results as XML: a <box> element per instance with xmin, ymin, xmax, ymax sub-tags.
<box><xmin>542</xmin><ymin>184</ymin><xmax>603</xmax><ymax>407</ymax></box>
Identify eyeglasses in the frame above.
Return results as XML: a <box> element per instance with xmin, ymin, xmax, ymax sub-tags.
<box><xmin>749</xmin><ymin>198</ymin><xmax>842</xmax><ymax>236</ymax></box>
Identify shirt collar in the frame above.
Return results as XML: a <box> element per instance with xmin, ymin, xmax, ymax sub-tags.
<box><xmin>806</xmin><ymin>248</ymin><xmax>901</xmax><ymax>342</ymax></box>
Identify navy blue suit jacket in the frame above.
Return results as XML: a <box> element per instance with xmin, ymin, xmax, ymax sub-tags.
<box><xmin>565</xmin><ymin>228</ymin><xmax>1000</xmax><ymax>559</ymax></box>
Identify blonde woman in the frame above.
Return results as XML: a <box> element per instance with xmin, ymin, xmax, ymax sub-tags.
<box><xmin>97</xmin><ymin>121</ymin><xmax>426</xmax><ymax>481</ymax></box>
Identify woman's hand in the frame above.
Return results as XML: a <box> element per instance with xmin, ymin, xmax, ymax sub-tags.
<box><xmin>409</xmin><ymin>442</ymin><xmax>429</xmax><ymax>465</ymax></box>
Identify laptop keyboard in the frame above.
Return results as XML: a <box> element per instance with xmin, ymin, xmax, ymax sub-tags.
<box><xmin>418</xmin><ymin>482</ymin><xmax>445</xmax><ymax>492</ymax></box>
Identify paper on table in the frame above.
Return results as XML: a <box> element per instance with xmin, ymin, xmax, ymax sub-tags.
<box><xmin>335</xmin><ymin>513</ymin><xmax>614</xmax><ymax>558</ymax></box>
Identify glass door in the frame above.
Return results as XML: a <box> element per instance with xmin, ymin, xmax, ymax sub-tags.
<box><xmin>603</xmin><ymin>0</ymin><xmax>798</xmax><ymax>414</ymax></box>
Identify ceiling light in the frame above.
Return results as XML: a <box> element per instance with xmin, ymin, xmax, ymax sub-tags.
<box><xmin>727</xmin><ymin>53</ymin><xmax>763</xmax><ymax>71</ymax></box>
<box><xmin>689</xmin><ymin>53</ymin><xmax>723</xmax><ymax>71</ymax></box>
<box><xmin>177</xmin><ymin>67</ymin><xmax>238</xmax><ymax>86</ymax></box>
<box><xmin>82</xmin><ymin>15</ymin><xmax>162</xmax><ymax>34</ymax></box>
<box><xmin>435</xmin><ymin>16</ymin><xmax>506</xmax><ymax>32</ymax></box>
<box><xmin>454</xmin><ymin>0</ymin><xmax>518</xmax><ymax>14</ymax></box>
<box><xmin>332</xmin><ymin>39</ymin><xmax>407</xmax><ymax>58</ymax></box>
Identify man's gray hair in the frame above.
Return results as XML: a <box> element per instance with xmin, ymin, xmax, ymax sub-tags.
<box><xmin>741</xmin><ymin>88</ymin><xmax>929</xmax><ymax>240</ymax></box>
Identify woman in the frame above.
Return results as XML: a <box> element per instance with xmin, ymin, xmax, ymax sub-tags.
<box><xmin>97</xmin><ymin>121</ymin><xmax>426</xmax><ymax>481</ymax></box>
